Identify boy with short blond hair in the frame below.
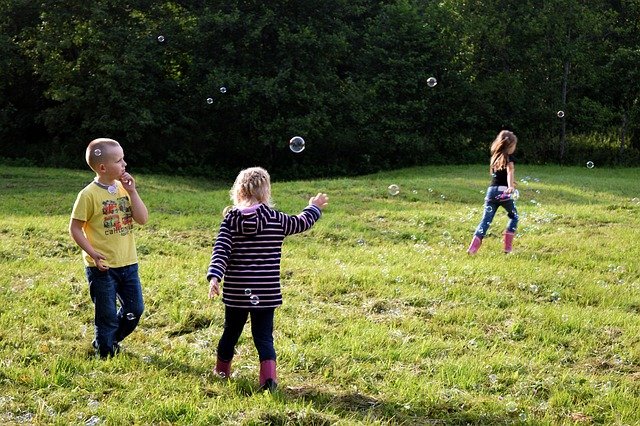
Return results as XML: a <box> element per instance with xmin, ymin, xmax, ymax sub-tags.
<box><xmin>69</xmin><ymin>138</ymin><xmax>148</xmax><ymax>358</ymax></box>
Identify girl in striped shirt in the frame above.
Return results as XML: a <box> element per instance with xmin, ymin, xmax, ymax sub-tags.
<box><xmin>207</xmin><ymin>167</ymin><xmax>328</xmax><ymax>392</ymax></box>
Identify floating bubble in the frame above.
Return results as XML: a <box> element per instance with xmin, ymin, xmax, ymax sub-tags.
<box><xmin>557</xmin><ymin>110</ymin><xmax>565</xmax><ymax>118</ymax></box>
<box><xmin>551</xmin><ymin>291</ymin><xmax>560</xmax><ymax>301</ymax></box>
<box><xmin>94</xmin><ymin>149</ymin><xmax>102</xmax><ymax>157</ymax></box>
<box><xmin>250</xmin><ymin>295</ymin><xmax>259</xmax><ymax>305</ymax></box>
<box><xmin>485</xmin><ymin>205</ymin><xmax>493</xmax><ymax>213</ymax></box>
<box><xmin>440</xmin><ymin>194</ymin><xmax>446</xmax><ymax>199</ymax></box>
<box><xmin>356</xmin><ymin>238</ymin><xmax>365</xmax><ymax>246</ymax></box>
<box><xmin>511</xmin><ymin>189</ymin><xmax>520</xmax><ymax>200</ymax></box>
<box><xmin>289</xmin><ymin>136</ymin><xmax>305</xmax><ymax>153</ymax></box>
<box><xmin>85</xmin><ymin>415</ymin><xmax>101</xmax><ymax>426</ymax></box>
<box><xmin>427</xmin><ymin>77</ymin><xmax>437</xmax><ymax>87</ymax></box>
<box><xmin>219</xmin><ymin>86</ymin><xmax>227</xmax><ymax>94</ymax></box>
<box><xmin>206</xmin><ymin>97</ymin><xmax>213</xmax><ymax>104</ymax></box>
<box><xmin>428</xmin><ymin>188</ymin><xmax>433</xmax><ymax>193</ymax></box>
<box><xmin>506</xmin><ymin>401</ymin><xmax>518</xmax><ymax>413</ymax></box>
<box><xmin>529</xmin><ymin>284</ymin><xmax>539</xmax><ymax>293</ymax></box>
<box><xmin>586</xmin><ymin>161</ymin><xmax>594</xmax><ymax>169</ymax></box>
<box><xmin>519</xmin><ymin>413</ymin><xmax>528</xmax><ymax>421</ymax></box>
<box><xmin>388</xmin><ymin>184</ymin><xmax>400</xmax><ymax>196</ymax></box>
<box><xmin>244</xmin><ymin>288</ymin><xmax>252</xmax><ymax>296</ymax></box>
<box><xmin>488</xmin><ymin>374</ymin><xmax>498</xmax><ymax>384</ymax></box>
<box><xmin>442</xmin><ymin>231</ymin><xmax>451</xmax><ymax>239</ymax></box>
<box><xmin>126</xmin><ymin>313</ymin><xmax>136</xmax><ymax>321</ymax></box>
<box><xmin>157</xmin><ymin>35</ymin><xmax>165</xmax><ymax>43</ymax></box>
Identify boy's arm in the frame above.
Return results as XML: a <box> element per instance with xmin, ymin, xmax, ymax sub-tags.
<box><xmin>121</xmin><ymin>172</ymin><xmax>148</xmax><ymax>225</ymax></box>
<box><xmin>69</xmin><ymin>218</ymin><xmax>109</xmax><ymax>271</ymax></box>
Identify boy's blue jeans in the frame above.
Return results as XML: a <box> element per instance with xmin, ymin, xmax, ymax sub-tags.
<box><xmin>85</xmin><ymin>264</ymin><xmax>144</xmax><ymax>358</ymax></box>
<box><xmin>217</xmin><ymin>307</ymin><xmax>276</xmax><ymax>362</ymax></box>
<box><xmin>474</xmin><ymin>186</ymin><xmax>519</xmax><ymax>238</ymax></box>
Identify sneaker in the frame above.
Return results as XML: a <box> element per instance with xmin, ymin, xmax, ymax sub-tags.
<box><xmin>92</xmin><ymin>340</ymin><xmax>121</xmax><ymax>358</ymax></box>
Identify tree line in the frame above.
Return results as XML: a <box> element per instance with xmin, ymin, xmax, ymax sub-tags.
<box><xmin>1</xmin><ymin>0</ymin><xmax>639</xmax><ymax>178</ymax></box>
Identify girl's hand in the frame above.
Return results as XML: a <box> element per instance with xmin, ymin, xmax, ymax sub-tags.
<box><xmin>209</xmin><ymin>278</ymin><xmax>220</xmax><ymax>299</ymax></box>
<box><xmin>506</xmin><ymin>186</ymin><xmax>516</xmax><ymax>194</ymax></box>
<box><xmin>310</xmin><ymin>193</ymin><xmax>329</xmax><ymax>210</ymax></box>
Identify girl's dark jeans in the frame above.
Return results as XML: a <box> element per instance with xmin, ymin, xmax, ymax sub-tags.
<box><xmin>217</xmin><ymin>307</ymin><xmax>276</xmax><ymax>362</ymax></box>
<box><xmin>474</xmin><ymin>186</ymin><xmax>519</xmax><ymax>238</ymax></box>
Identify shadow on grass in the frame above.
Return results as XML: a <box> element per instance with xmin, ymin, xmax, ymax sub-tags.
<box><xmin>273</xmin><ymin>385</ymin><xmax>518</xmax><ymax>425</ymax></box>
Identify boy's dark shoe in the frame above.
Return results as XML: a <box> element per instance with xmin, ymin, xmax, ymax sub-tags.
<box><xmin>92</xmin><ymin>340</ymin><xmax>121</xmax><ymax>358</ymax></box>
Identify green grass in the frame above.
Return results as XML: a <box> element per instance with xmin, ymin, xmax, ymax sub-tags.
<box><xmin>1</xmin><ymin>164</ymin><xmax>639</xmax><ymax>425</ymax></box>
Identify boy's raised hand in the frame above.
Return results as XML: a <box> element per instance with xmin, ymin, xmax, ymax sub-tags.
<box><xmin>209</xmin><ymin>278</ymin><xmax>220</xmax><ymax>299</ymax></box>
<box><xmin>120</xmin><ymin>172</ymin><xmax>136</xmax><ymax>192</ymax></box>
<box><xmin>310</xmin><ymin>193</ymin><xmax>329</xmax><ymax>210</ymax></box>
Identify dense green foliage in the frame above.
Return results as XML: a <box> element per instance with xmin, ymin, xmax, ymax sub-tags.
<box><xmin>1</xmin><ymin>165</ymin><xmax>639</xmax><ymax>424</ymax></box>
<box><xmin>1</xmin><ymin>1</ymin><xmax>639</xmax><ymax>176</ymax></box>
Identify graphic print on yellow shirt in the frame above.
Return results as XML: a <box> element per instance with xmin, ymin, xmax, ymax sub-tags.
<box><xmin>102</xmin><ymin>197</ymin><xmax>134</xmax><ymax>236</ymax></box>
<box><xmin>71</xmin><ymin>182</ymin><xmax>138</xmax><ymax>268</ymax></box>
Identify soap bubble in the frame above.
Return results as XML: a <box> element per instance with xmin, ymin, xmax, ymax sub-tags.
<box><xmin>586</xmin><ymin>161</ymin><xmax>594</xmax><ymax>169</ymax></box>
<box><xmin>249</xmin><ymin>295</ymin><xmax>259</xmax><ymax>305</ymax></box>
<box><xmin>219</xmin><ymin>86</ymin><xmax>227</xmax><ymax>94</ymax></box>
<box><xmin>289</xmin><ymin>136</ymin><xmax>305</xmax><ymax>153</ymax></box>
<box><xmin>388</xmin><ymin>184</ymin><xmax>400</xmax><ymax>196</ymax></box>
<box><xmin>126</xmin><ymin>313</ymin><xmax>136</xmax><ymax>321</ymax></box>
<box><xmin>244</xmin><ymin>288</ymin><xmax>252</xmax><ymax>296</ymax></box>
<box><xmin>94</xmin><ymin>149</ymin><xmax>102</xmax><ymax>156</ymax></box>
<box><xmin>506</xmin><ymin>401</ymin><xmax>518</xmax><ymax>413</ymax></box>
<box><xmin>427</xmin><ymin>77</ymin><xmax>437</xmax><ymax>87</ymax></box>
<box><xmin>511</xmin><ymin>189</ymin><xmax>520</xmax><ymax>200</ymax></box>
<box><xmin>157</xmin><ymin>35</ymin><xmax>165</xmax><ymax>43</ymax></box>
<box><xmin>557</xmin><ymin>110</ymin><xmax>565</xmax><ymax>118</ymax></box>
<box><xmin>206</xmin><ymin>97</ymin><xmax>213</xmax><ymax>104</ymax></box>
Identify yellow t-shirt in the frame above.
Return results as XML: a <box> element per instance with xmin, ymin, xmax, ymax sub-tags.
<box><xmin>71</xmin><ymin>180</ymin><xmax>138</xmax><ymax>268</ymax></box>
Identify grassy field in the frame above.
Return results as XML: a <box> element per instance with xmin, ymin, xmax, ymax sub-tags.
<box><xmin>0</xmin><ymin>164</ymin><xmax>639</xmax><ymax>425</ymax></box>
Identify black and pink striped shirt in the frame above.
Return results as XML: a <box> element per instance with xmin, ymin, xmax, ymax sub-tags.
<box><xmin>206</xmin><ymin>203</ymin><xmax>322</xmax><ymax>309</ymax></box>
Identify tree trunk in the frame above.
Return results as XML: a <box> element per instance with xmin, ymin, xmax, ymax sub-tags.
<box><xmin>619</xmin><ymin>112</ymin><xmax>627</xmax><ymax>164</ymax></box>
<box><xmin>559</xmin><ymin>59</ymin><xmax>570</xmax><ymax>164</ymax></box>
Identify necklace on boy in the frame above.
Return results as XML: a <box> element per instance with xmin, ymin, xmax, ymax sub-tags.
<box><xmin>93</xmin><ymin>179</ymin><xmax>117</xmax><ymax>194</ymax></box>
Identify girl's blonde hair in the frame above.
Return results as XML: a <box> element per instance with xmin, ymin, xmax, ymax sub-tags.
<box><xmin>489</xmin><ymin>130</ymin><xmax>517</xmax><ymax>173</ymax></box>
<box><xmin>230</xmin><ymin>167</ymin><xmax>272</xmax><ymax>208</ymax></box>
